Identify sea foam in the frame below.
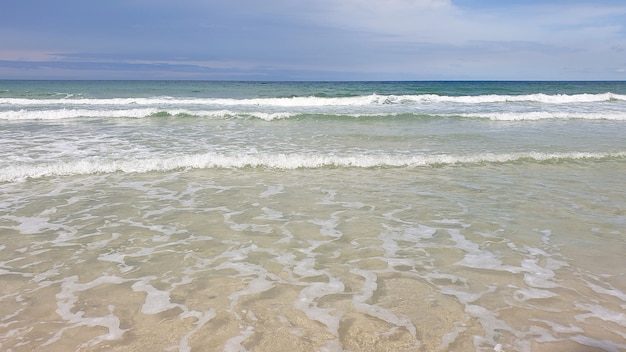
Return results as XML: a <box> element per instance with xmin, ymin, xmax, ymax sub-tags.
<box><xmin>0</xmin><ymin>108</ymin><xmax>297</xmax><ymax>121</ymax></box>
<box><xmin>1</xmin><ymin>92</ymin><xmax>624</xmax><ymax>108</ymax></box>
<box><xmin>458</xmin><ymin>112</ymin><xmax>626</xmax><ymax>121</ymax></box>
<box><xmin>4</xmin><ymin>108</ymin><xmax>626</xmax><ymax>121</ymax></box>
<box><xmin>2</xmin><ymin>151</ymin><xmax>625</xmax><ymax>182</ymax></box>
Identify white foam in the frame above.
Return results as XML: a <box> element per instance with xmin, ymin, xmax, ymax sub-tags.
<box><xmin>440</xmin><ymin>286</ymin><xmax>496</xmax><ymax>306</ymax></box>
<box><xmin>380</xmin><ymin>233</ymin><xmax>402</xmax><ymax>257</ymax></box>
<box><xmin>223</xmin><ymin>326</ymin><xmax>254</xmax><ymax>352</ymax></box>
<box><xmin>31</xmin><ymin>263</ymin><xmax>63</xmax><ymax>283</ymax></box>
<box><xmin>0</xmin><ymin>95</ymin><xmax>384</xmax><ymax>108</ymax></box>
<box><xmin>529</xmin><ymin>319</ymin><xmax>583</xmax><ymax>334</ymax></box>
<box><xmin>426</xmin><ymin>272</ymin><xmax>467</xmax><ymax>285</ymax></box>
<box><xmin>584</xmin><ymin>280</ymin><xmax>626</xmax><ymax>302</ymax></box>
<box><xmin>437</xmin><ymin>325</ymin><xmax>468</xmax><ymax>351</ymax></box>
<box><xmin>46</xmin><ymin>275</ymin><xmax>128</xmax><ymax>347</ymax></box>
<box><xmin>97</xmin><ymin>252</ymin><xmax>127</xmax><ymax>265</ymax></box>
<box><xmin>87</xmin><ymin>232</ymin><xmax>122</xmax><ymax>251</ymax></box>
<box><xmin>463</xmin><ymin>303</ymin><xmax>522</xmax><ymax>351</ymax></box>
<box><xmin>5</xmin><ymin>215</ymin><xmax>69</xmax><ymax>235</ymax></box>
<box><xmin>575</xmin><ymin>303</ymin><xmax>626</xmax><ymax>327</ymax></box>
<box><xmin>414</xmin><ymin>92</ymin><xmax>626</xmax><ymax>104</ymax></box>
<box><xmin>0</xmin><ymin>308</ymin><xmax>23</xmax><ymax>328</ymax></box>
<box><xmin>309</xmin><ymin>216</ymin><xmax>342</xmax><ymax>238</ymax></box>
<box><xmin>254</xmin><ymin>207</ymin><xmax>284</xmax><ymax>221</ymax></box>
<box><xmin>131</xmin><ymin>279</ymin><xmax>180</xmax><ymax>315</ymax></box>
<box><xmin>3</xmin><ymin>151</ymin><xmax>624</xmax><ymax>182</ymax></box>
<box><xmin>526</xmin><ymin>325</ymin><xmax>560</xmax><ymax>344</ymax></box>
<box><xmin>2</xmin><ymin>92</ymin><xmax>624</xmax><ymax>108</ymax></box>
<box><xmin>457</xmin><ymin>253</ymin><xmax>504</xmax><ymax>270</ymax></box>
<box><xmin>513</xmin><ymin>288</ymin><xmax>558</xmax><ymax>301</ymax></box>
<box><xmin>399</xmin><ymin>225</ymin><xmax>437</xmax><ymax>242</ymax></box>
<box><xmin>173</xmin><ymin>309</ymin><xmax>217</xmax><ymax>352</ymax></box>
<box><xmin>227</xmin><ymin>276</ymin><xmax>275</xmax><ymax>311</ymax></box>
<box><xmin>459</xmin><ymin>111</ymin><xmax>626</xmax><ymax>121</ymax></box>
<box><xmin>570</xmin><ymin>335</ymin><xmax>626</xmax><ymax>352</ymax></box>
<box><xmin>4</xmin><ymin>108</ymin><xmax>626</xmax><ymax>122</ymax></box>
<box><xmin>210</xmin><ymin>246</ymin><xmax>283</xmax><ymax>314</ymax></box>
<box><xmin>0</xmin><ymin>108</ymin><xmax>298</xmax><ymax>121</ymax></box>
<box><xmin>121</xmin><ymin>219</ymin><xmax>184</xmax><ymax>238</ymax></box>
<box><xmin>449</xmin><ymin>229</ymin><xmax>511</xmax><ymax>271</ymax></box>
<box><xmin>259</xmin><ymin>185</ymin><xmax>284</xmax><ymax>198</ymax></box>
<box><xmin>520</xmin><ymin>259</ymin><xmax>560</xmax><ymax>289</ymax></box>
<box><xmin>0</xmin><ymin>108</ymin><xmax>159</xmax><ymax>120</ymax></box>
<box><xmin>350</xmin><ymin>269</ymin><xmax>418</xmax><ymax>342</ymax></box>
<box><xmin>540</xmin><ymin>230</ymin><xmax>551</xmax><ymax>246</ymax></box>
<box><xmin>292</xmin><ymin>257</ymin><xmax>326</xmax><ymax>278</ymax></box>
<box><xmin>294</xmin><ymin>277</ymin><xmax>345</xmax><ymax>336</ymax></box>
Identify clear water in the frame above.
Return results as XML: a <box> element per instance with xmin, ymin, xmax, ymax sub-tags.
<box><xmin>1</xmin><ymin>80</ymin><xmax>625</xmax><ymax>351</ymax></box>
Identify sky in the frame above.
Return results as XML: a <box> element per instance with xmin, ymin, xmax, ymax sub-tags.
<box><xmin>1</xmin><ymin>0</ymin><xmax>625</xmax><ymax>81</ymax></box>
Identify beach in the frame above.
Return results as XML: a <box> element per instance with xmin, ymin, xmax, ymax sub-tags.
<box><xmin>1</xmin><ymin>80</ymin><xmax>625</xmax><ymax>351</ymax></box>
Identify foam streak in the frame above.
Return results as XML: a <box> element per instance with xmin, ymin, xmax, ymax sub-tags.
<box><xmin>2</xmin><ymin>151</ymin><xmax>625</xmax><ymax>182</ymax></box>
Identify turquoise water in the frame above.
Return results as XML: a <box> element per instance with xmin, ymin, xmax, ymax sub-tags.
<box><xmin>1</xmin><ymin>81</ymin><xmax>626</xmax><ymax>351</ymax></box>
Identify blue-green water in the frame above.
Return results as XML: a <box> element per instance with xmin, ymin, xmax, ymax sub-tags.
<box><xmin>1</xmin><ymin>81</ymin><xmax>626</xmax><ymax>351</ymax></box>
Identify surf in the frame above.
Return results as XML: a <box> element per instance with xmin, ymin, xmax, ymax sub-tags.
<box><xmin>3</xmin><ymin>151</ymin><xmax>625</xmax><ymax>182</ymax></box>
<box><xmin>2</xmin><ymin>92</ymin><xmax>625</xmax><ymax>107</ymax></box>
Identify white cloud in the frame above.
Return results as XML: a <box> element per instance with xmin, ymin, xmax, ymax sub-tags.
<box><xmin>303</xmin><ymin>1</ymin><xmax>626</xmax><ymax>46</ymax></box>
<box><xmin>2</xmin><ymin>0</ymin><xmax>626</xmax><ymax>80</ymax></box>
<box><xmin>0</xmin><ymin>50</ymin><xmax>61</xmax><ymax>62</ymax></box>
<box><xmin>311</xmin><ymin>0</ymin><xmax>457</xmax><ymax>39</ymax></box>
<box><xmin>278</xmin><ymin>0</ymin><xmax>626</xmax><ymax>79</ymax></box>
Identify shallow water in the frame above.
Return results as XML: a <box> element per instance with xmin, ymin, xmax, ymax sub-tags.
<box><xmin>1</xmin><ymin>161</ymin><xmax>625</xmax><ymax>352</ymax></box>
<box><xmin>1</xmin><ymin>81</ymin><xmax>626</xmax><ymax>351</ymax></box>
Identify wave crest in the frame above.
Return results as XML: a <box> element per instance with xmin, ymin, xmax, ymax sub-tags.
<box><xmin>2</xmin><ymin>151</ymin><xmax>624</xmax><ymax>182</ymax></box>
<box><xmin>2</xmin><ymin>92</ymin><xmax>625</xmax><ymax>108</ymax></box>
<box><xmin>3</xmin><ymin>109</ymin><xmax>626</xmax><ymax>121</ymax></box>
<box><xmin>0</xmin><ymin>109</ymin><xmax>297</xmax><ymax>121</ymax></box>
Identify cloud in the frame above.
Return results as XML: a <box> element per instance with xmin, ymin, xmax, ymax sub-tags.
<box><xmin>0</xmin><ymin>50</ymin><xmax>61</xmax><ymax>62</ymax></box>
<box><xmin>306</xmin><ymin>0</ymin><xmax>626</xmax><ymax>46</ymax></box>
<box><xmin>307</xmin><ymin>0</ymin><xmax>459</xmax><ymax>40</ymax></box>
<box><xmin>1</xmin><ymin>0</ymin><xmax>626</xmax><ymax>80</ymax></box>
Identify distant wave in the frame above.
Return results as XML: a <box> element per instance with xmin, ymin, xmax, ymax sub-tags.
<box><xmin>0</xmin><ymin>109</ymin><xmax>297</xmax><ymax>121</ymax></box>
<box><xmin>3</xmin><ymin>108</ymin><xmax>626</xmax><ymax>121</ymax></box>
<box><xmin>2</xmin><ymin>92</ymin><xmax>625</xmax><ymax>107</ymax></box>
<box><xmin>456</xmin><ymin>112</ymin><xmax>626</xmax><ymax>121</ymax></box>
<box><xmin>2</xmin><ymin>151</ymin><xmax>625</xmax><ymax>182</ymax></box>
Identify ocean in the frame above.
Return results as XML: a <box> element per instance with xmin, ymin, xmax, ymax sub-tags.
<box><xmin>1</xmin><ymin>80</ymin><xmax>625</xmax><ymax>352</ymax></box>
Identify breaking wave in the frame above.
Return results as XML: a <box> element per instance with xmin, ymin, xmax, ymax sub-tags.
<box><xmin>2</xmin><ymin>151</ymin><xmax>625</xmax><ymax>182</ymax></box>
<box><xmin>1</xmin><ymin>92</ymin><xmax>625</xmax><ymax>108</ymax></box>
<box><xmin>3</xmin><ymin>109</ymin><xmax>626</xmax><ymax>121</ymax></box>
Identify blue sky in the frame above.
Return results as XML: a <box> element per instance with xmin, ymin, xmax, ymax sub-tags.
<box><xmin>1</xmin><ymin>0</ymin><xmax>625</xmax><ymax>80</ymax></box>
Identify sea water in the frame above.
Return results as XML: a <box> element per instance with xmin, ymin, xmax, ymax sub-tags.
<box><xmin>1</xmin><ymin>80</ymin><xmax>625</xmax><ymax>352</ymax></box>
